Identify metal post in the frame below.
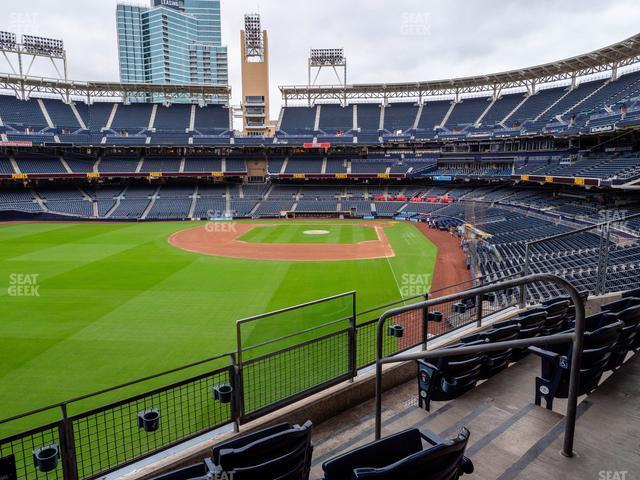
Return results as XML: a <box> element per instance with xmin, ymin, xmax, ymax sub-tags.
<box><xmin>229</xmin><ymin>353</ymin><xmax>240</xmax><ymax>433</ymax></box>
<box><xmin>422</xmin><ymin>292</ymin><xmax>429</xmax><ymax>350</ymax></box>
<box><xmin>519</xmin><ymin>243</ymin><xmax>531</xmax><ymax>308</ymax></box>
<box><xmin>235</xmin><ymin>324</ymin><xmax>245</xmax><ymax>421</ymax></box>
<box><xmin>59</xmin><ymin>404</ymin><xmax>79</xmax><ymax>480</ymax></box>
<box><xmin>349</xmin><ymin>292</ymin><xmax>358</xmax><ymax>381</ymax></box>
<box><xmin>475</xmin><ymin>293</ymin><xmax>483</xmax><ymax>328</ymax></box>
<box><xmin>375</xmin><ymin>315</ymin><xmax>386</xmax><ymax>440</ymax></box>
<box><xmin>600</xmin><ymin>225</ymin><xmax>611</xmax><ymax>296</ymax></box>
<box><xmin>596</xmin><ymin>223</ymin><xmax>611</xmax><ymax>296</ymax></box>
<box><xmin>562</xmin><ymin>286</ymin><xmax>586</xmax><ymax>458</ymax></box>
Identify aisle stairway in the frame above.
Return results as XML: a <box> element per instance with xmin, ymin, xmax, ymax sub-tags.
<box><xmin>309</xmin><ymin>352</ymin><xmax>640</xmax><ymax>479</ymax></box>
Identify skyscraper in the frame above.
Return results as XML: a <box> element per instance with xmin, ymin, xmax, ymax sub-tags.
<box><xmin>116</xmin><ymin>0</ymin><xmax>228</xmax><ymax>101</ymax></box>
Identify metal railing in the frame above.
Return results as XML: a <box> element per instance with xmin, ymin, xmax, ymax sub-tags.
<box><xmin>373</xmin><ymin>274</ymin><xmax>586</xmax><ymax>458</ymax></box>
<box><xmin>0</xmin><ymin>277</ymin><xmax>523</xmax><ymax>480</ymax></box>
<box><xmin>0</xmin><ymin>353</ymin><xmax>234</xmax><ymax>480</ymax></box>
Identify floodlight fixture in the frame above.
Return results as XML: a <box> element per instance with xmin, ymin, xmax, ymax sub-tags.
<box><xmin>243</xmin><ymin>13</ymin><xmax>264</xmax><ymax>60</ymax></box>
<box><xmin>22</xmin><ymin>35</ymin><xmax>65</xmax><ymax>57</ymax></box>
<box><xmin>0</xmin><ymin>31</ymin><xmax>17</xmax><ymax>50</ymax></box>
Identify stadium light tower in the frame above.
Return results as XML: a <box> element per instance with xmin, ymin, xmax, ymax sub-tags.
<box><xmin>308</xmin><ymin>48</ymin><xmax>347</xmax><ymax>105</ymax></box>
<box><xmin>0</xmin><ymin>32</ymin><xmax>68</xmax><ymax>100</ymax></box>
<box><xmin>240</xmin><ymin>14</ymin><xmax>273</xmax><ymax>136</ymax></box>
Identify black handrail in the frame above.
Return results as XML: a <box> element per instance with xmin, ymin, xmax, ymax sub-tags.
<box><xmin>374</xmin><ymin>273</ymin><xmax>586</xmax><ymax>458</ymax></box>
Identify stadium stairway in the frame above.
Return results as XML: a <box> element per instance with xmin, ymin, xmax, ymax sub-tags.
<box><xmin>308</xmin><ymin>352</ymin><xmax>640</xmax><ymax>479</ymax></box>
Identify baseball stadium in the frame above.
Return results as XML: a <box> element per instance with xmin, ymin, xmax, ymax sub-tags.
<box><xmin>0</xmin><ymin>2</ymin><xmax>640</xmax><ymax>480</ymax></box>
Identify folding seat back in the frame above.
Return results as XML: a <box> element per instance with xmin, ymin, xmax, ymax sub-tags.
<box><xmin>350</xmin><ymin>428</ymin><xmax>472</xmax><ymax>480</ymax></box>
<box><xmin>550</xmin><ymin>294</ymin><xmax>583</xmax><ymax>327</ymax></box>
<box><xmin>532</xmin><ymin>316</ymin><xmax>623</xmax><ymax>409</ymax></box>
<box><xmin>216</xmin><ymin>421</ymin><xmax>313</xmax><ymax>475</ymax></box>
<box><xmin>514</xmin><ymin>311</ymin><xmax>547</xmax><ymax>339</ymax></box>
<box><xmin>601</xmin><ymin>297</ymin><xmax>640</xmax><ymax>314</ymax></box>
<box><xmin>594</xmin><ymin>302</ymin><xmax>640</xmax><ymax>370</ymax></box>
<box><xmin>232</xmin><ymin>440</ymin><xmax>312</xmax><ymax>480</ymax></box>
<box><xmin>541</xmin><ymin>299</ymin><xmax>570</xmax><ymax>334</ymax></box>
<box><xmin>494</xmin><ymin>309</ymin><xmax>547</xmax><ymax>362</ymax></box>
<box><xmin>322</xmin><ymin>429</ymin><xmax>423</xmax><ymax>480</ymax></box>
<box><xmin>518</xmin><ymin>307</ymin><xmax>547</xmax><ymax>321</ymax></box>
<box><xmin>211</xmin><ymin>423</ymin><xmax>291</xmax><ymax>464</ymax></box>
<box><xmin>417</xmin><ymin>341</ymin><xmax>485</xmax><ymax>411</ymax></box>
<box><xmin>623</xmin><ymin>288</ymin><xmax>640</xmax><ymax>299</ymax></box>
<box><xmin>476</xmin><ymin>324</ymin><xmax>520</xmax><ymax>378</ymax></box>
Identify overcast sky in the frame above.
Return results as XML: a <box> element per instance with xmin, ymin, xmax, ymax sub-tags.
<box><xmin>0</xmin><ymin>0</ymin><xmax>638</xmax><ymax>120</ymax></box>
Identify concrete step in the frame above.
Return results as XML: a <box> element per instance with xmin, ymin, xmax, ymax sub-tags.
<box><xmin>309</xmin><ymin>355</ymin><xmax>567</xmax><ymax>479</ymax></box>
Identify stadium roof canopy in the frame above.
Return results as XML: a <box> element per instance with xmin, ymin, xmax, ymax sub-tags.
<box><xmin>0</xmin><ymin>73</ymin><xmax>231</xmax><ymax>104</ymax></box>
<box><xmin>280</xmin><ymin>33</ymin><xmax>640</xmax><ymax>104</ymax></box>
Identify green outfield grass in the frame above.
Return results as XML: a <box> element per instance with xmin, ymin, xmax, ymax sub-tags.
<box><xmin>238</xmin><ymin>224</ymin><xmax>378</xmax><ymax>244</ymax></box>
<box><xmin>0</xmin><ymin>220</ymin><xmax>437</xmax><ymax>426</ymax></box>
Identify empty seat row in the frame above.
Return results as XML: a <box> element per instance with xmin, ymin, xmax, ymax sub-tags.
<box><xmin>418</xmin><ymin>290</ymin><xmax>639</xmax><ymax>412</ymax></box>
<box><xmin>153</xmin><ymin>420</ymin><xmax>473</xmax><ymax>480</ymax></box>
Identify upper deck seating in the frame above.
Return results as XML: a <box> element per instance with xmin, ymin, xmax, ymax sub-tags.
<box><xmin>356</xmin><ymin>104</ymin><xmax>382</xmax><ymax>132</ymax></box>
<box><xmin>319</xmin><ymin>104</ymin><xmax>353</xmax><ymax>134</ymax></box>
<box><xmin>280</xmin><ymin>106</ymin><xmax>316</xmax><ymax>134</ymax></box>
<box><xmin>193</xmin><ymin>104</ymin><xmax>230</xmax><ymax>134</ymax></box>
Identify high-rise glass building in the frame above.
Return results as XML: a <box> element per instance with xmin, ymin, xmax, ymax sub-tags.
<box><xmin>116</xmin><ymin>0</ymin><xmax>228</xmax><ymax>101</ymax></box>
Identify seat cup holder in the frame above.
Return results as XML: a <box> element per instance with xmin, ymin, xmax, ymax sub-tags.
<box><xmin>33</xmin><ymin>444</ymin><xmax>59</xmax><ymax>473</ymax></box>
<box><xmin>138</xmin><ymin>409</ymin><xmax>160</xmax><ymax>432</ymax></box>
<box><xmin>387</xmin><ymin>324</ymin><xmax>405</xmax><ymax>338</ymax></box>
<box><xmin>213</xmin><ymin>384</ymin><xmax>234</xmax><ymax>404</ymax></box>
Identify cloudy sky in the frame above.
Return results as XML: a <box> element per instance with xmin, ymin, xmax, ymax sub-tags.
<box><xmin>0</xmin><ymin>0</ymin><xmax>638</xmax><ymax>119</ymax></box>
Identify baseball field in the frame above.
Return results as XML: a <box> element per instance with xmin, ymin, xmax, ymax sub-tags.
<box><xmin>0</xmin><ymin>219</ymin><xmax>441</xmax><ymax>423</ymax></box>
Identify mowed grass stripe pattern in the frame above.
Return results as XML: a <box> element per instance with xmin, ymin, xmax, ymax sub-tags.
<box><xmin>238</xmin><ymin>224</ymin><xmax>378</xmax><ymax>244</ymax></box>
<box><xmin>0</xmin><ymin>221</ymin><xmax>436</xmax><ymax>430</ymax></box>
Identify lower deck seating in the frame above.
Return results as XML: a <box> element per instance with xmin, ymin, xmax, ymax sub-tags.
<box><xmin>109</xmin><ymin>199</ymin><xmax>151</xmax><ymax>219</ymax></box>
<box><xmin>322</xmin><ymin>427</ymin><xmax>473</xmax><ymax>480</ymax></box>
<box><xmin>151</xmin><ymin>421</ymin><xmax>314</xmax><ymax>480</ymax></box>
<box><xmin>152</xmin><ymin>421</ymin><xmax>472</xmax><ymax>480</ymax></box>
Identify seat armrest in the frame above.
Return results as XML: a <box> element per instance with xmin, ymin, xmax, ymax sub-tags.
<box><xmin>352</xmin><ymin>467</ymin><xmax>376</xmax><ymax>478</ymax></box>
<box><xmin>420</xmin><ymin>429</ymin><xmax>446</xmax><ymax>447</ymax></box>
